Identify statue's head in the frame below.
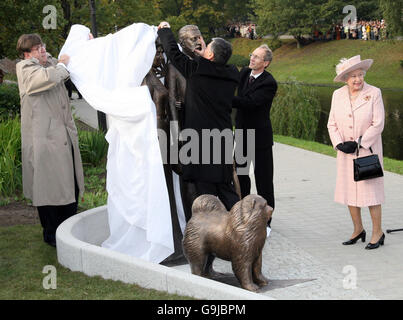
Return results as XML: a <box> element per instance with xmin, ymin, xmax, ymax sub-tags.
<box><xmin>153</xmin><ymin>37</ymin><xmax>165</xmax><ymax>68</ymax></box>
<box><xmin>178</xmin><ymin>25</ymin><xmax>202</xmax><ymax>58</ymax></box>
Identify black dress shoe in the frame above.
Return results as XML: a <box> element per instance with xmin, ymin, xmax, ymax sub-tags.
<box><xmin>365</xmin><ymin>233</ymin><xmax>385</xmax><ymax>250</ymax></box>
<box><xmin>342</xmin><ymin>230</ymin><xmax>366</xmax><ymax>245</ymax></box>
<box><xmin>45</xmin><ymin>240</ymin><xmax>56</xmax><ymax>247</ymax></box>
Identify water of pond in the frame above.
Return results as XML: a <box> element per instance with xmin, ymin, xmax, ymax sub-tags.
<box><xmin>283</xmin><ymin>84</ymin><xmax>403</xmax><ymax>161</ymax></box>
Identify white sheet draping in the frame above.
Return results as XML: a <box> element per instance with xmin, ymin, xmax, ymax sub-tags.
<box><xmin>59</xmin><ymin>23</ymin><xmax>174</xmax><ymax>263</ymax></box>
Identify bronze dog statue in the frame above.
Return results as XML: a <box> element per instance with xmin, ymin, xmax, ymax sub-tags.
<box><xmin>183</xmin><ymin>194</ymin><xmax>273</xmax><ymax>292</ymax></box>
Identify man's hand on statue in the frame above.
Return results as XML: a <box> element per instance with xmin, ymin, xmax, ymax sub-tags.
<box><xmin>194</xmin><ymin>36</ymin><xmax>206</xmax><ymax>56</ymax></box>
<box><xmin>58</xmin><ymin>54</ymin><xmax>70</xmax><ymax>66</ymax></box>
<box><xmin>158</xmin><ymin>21</ymin><xmax>171</xmax><ymax>30</ymax></box>
<box><xmin>89</xmin><ymin>33</ymin><xmax>94</xmax><ymax>40</ymax></box>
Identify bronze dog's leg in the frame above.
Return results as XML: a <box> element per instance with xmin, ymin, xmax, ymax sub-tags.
<box><xmin>232</xmin><ymin>260</ymin><xmax>259</xmax><ymax>292</ymax></box>
<box><xmin>202</xmin><ymin>254</ymin><xmax>225</xmax><ymax>278</ymax></box>
<box><xmin>252</xmin><ymin>253</ymin><xmax>269</xmax><ymax>287</ymax></box>
<box><xmin>189</xmin><ymin>254</ymin><xmax>207</xmax><ymax>276</ymax></box>
<box><xmin>202</xmin><ymin>254</ymin><xmax>215</xmax><ymax>276</ymax></box>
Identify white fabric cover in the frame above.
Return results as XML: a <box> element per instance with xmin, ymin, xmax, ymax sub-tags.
<box><xmin>59</xmin><ymin>23</ymin><xmax>174</xmax><ymax>263</ymax></box>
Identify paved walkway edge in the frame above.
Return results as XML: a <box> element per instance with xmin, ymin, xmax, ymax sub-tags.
<box><xmin>56</xmin><ymin>206</ymin><xmax>272</xmax><ymax>300</ymax></box>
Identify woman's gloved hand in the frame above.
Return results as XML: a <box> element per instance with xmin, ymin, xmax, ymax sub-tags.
<box><xmin>336</xmin><ymin>141</ymin><xmax>358</xmax><ymax>154</ymax></box>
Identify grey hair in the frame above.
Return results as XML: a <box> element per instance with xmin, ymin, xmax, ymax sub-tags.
<box><xmin>343</xmin><ymin>68</ymin><xmax>366</xmax><ymax>82</ymax></box>
<box><xmin>258</xmin><ymin>44</ymin><xmax>273</xmax><ymax>62</ymax></box>
<box><xmin>211</xmin><ymin>37</ymin><xmax>232</xmax><ymax>65</ymax></box>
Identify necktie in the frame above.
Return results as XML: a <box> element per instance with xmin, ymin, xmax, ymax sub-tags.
<box><xmin>248</xmin><ymin>76</ymin><xmax>255</xmax><ymax>86</ymax></box>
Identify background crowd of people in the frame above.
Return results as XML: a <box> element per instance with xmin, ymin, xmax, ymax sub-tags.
<box><xmin>226</xmin><ymin>19</ymin><xmax>388</xmax><ymax>42</ymax></box>
<box><xmin>313</xmin><ymin>19</ymin><xmax>388</xmax><ymax>41</ymax></box>
<box><xmin>227</xmin><ymin>23</ymin><xmax>258</xmax><ymax>39</ymax></box>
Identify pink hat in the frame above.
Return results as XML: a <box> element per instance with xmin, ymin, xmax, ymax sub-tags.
<box><xmin>334</xmin><ymin>55</ymin><xmax>373</xmax><ymax>82</ymax></box>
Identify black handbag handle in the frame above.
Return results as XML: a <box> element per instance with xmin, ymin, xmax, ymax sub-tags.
<box><xmin>356</xmin><ymin>136</ymin><xmax>373</xmax><ymax>157</ymax></box>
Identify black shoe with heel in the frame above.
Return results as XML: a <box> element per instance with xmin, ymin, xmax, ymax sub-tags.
<box><xmin>342</xmin><ymin>230</ymin><xmax>366</xmax><ymax>245</ymax></box>
<box><xmin>365</xmin><ymin>233</ymin><xmax>385</xmax><ymax>250</ymax></box>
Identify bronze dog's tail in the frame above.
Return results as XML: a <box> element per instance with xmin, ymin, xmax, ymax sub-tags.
<box><xmin>191</xmin><ymin>194</ymin><xmax>227</xmax><ymax>216</ymax></box>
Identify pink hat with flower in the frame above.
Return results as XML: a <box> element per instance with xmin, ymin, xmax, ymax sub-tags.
<box><xmin>334</xmin><ymin>55</ymin><xmax>373</xmax><ymax>82</ymax></box>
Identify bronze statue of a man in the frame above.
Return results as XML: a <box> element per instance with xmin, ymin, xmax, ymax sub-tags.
<box><xmin>166</xmin><ymin>25</ymin><xmax>202</xmax><ymax>160</ymax></box>
<box><xmin>142</xmin><ymin>38</ymin><xmax>185</xmax><ymax>264</ymax></box>
<box><xmin>142</xmin><ymin>29</ymin><xmax>208</xmax><ymax>263</ymax></box>
<box><xmin>165</xmin><ymin>25</ymin><xmax>203</xmax><ymax>222</ymax></box>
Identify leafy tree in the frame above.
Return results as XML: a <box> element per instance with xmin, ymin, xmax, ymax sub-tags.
<box><xmin>0</xmin><ymin>0</ymin><xmax>249</xmax><ymax>59</ymax></box>
<box><xmin>251</xmin><ymin>0</ymin><xmax>382</xmax><ymax>48</ymax></box>
<box><xmin>0</xmin><ymin>0</ymin><xmax>67</xmax><ymax>58</ymax></box>
<box><xmin>379</xmin><ymin>0</ymin><xmax>403</xmax><ymax>37</ymax></box>
<box><xmin>0</xmin><ymin>0</ymin><xmax>162</xmax><ymax>59</ymax></box>
<box><xmin>252</xmin><ymin>0</ymin><xmax>322</xmax><ymax>48</ymax></box>
<box><xmin>163</xmin><ymin>0</ymin><xmax>251</xmax><ymax>39</ymax></box>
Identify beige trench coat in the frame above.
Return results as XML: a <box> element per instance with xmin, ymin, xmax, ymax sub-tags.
<box><xmin>327</xmin><ymin>82</ymin><xmax>384</xmax><ymax>207</ymax></box>
<box><xmin>16</xmin><ymin>55</ymin><xmax>84</xmax><ymax>206</ymax></box>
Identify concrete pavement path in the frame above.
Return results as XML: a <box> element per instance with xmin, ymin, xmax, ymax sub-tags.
<box><xmin>70</xmin><ymin>94</ymin><xmax>99</xmax><ymax>130</ymax></box>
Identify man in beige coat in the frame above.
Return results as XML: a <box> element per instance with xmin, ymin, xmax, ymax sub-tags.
<box><xmin>16</xmin><ymin>34</ymin><xmax>84</xmax><ymax>247</ymax></box>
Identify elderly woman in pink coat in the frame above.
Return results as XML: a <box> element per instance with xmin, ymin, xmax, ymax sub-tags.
<box><xmin>327</xmin><ymin>55</ymin><xmax>385</xmax><ymax>250</ymax></box>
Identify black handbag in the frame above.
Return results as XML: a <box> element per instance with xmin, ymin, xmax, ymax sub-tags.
<box><xmin>353</xmin><ymin>137</ymin><xmax>383</xmax><ymax>182</ymax></box>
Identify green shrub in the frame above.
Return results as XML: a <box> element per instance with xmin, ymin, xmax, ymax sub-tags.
<box><xmin>400</xmin><ymin>60</ymin><xmax>403</xmax><ymax>67</ymax></box>
<box><xmin>79</xmin><ymin>130</ymin><xmax>108</xmax><ymax>166</ymax></box>
<box><xmin>0</xmin><ymin>83</ymin><xmax>20</xmax><ymax>119</ymax></box>
<box><xmin>269</xmin><ymin>38</ymin><xmax>283</xmax><ymax>51</ymax></box>
<box><xmin>271</xmin><ymin>80</ymin><xmax>321</xmax><ymax>141</ymax></box>
<box><xmin>0</xmin><ymin>117</ymin><xmax>109</xmax><ymax>204</ymax></box>
<box><xmin>0</xmin><ymin>116</ymin><xmax>22</xmax><ymax>199</ymax></box>
<box><xmin>228</xmin><ymin>54</ymin><xmax>250</xmax><ymax>67</ymax></box>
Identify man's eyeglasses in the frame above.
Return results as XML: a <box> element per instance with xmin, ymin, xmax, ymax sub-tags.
<box><xmin>249</xmin><ymin>53</ymin><xmax>264</xmax><ymax>61</ymax></box>
<box><xmin>31</xmin><ymin>44</ymin><xmax>46</xmax><ymax>52</ymax></box>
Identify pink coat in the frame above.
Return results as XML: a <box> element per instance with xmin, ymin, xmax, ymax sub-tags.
<box><xmin>327</xmin><ymin>82</ymin><xmax>385</xmax><ymax>207</ymax></box>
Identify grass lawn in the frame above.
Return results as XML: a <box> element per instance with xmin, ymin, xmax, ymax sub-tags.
<box><xmin>0</xmin><ymin>156</ymin><xmax>191</xmax><ymax>300</ymax></box>
<box><xmin>0</xmin><ymin>224</ymin><xmax>192</xmax><ymax>299</ymax></box>
<box><xmin>0</xmin><ymin>161</ymin><xmax>191</xmax><ymax>299</ymax></box>
<box><xmin>232</xmin><ymin>38</ymin><xmax>403</xmax><ymax>90</ymax></box>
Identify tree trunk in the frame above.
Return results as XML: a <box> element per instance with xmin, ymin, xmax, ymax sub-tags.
<box><xmin>60</xmin><ymin>0</ymin><xmax>71</xmax><ymax>40</ymax></box>
<box><xmin>295</xmin><ymin>35</ymin><xmax>305</xmax><ymax>48</ymax></box>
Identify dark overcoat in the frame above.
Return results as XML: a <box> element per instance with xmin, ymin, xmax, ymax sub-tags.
<box><xmin>233</xmin><ymin>67</ymin><xmax>277</xmax><ymax>148</ymax></box>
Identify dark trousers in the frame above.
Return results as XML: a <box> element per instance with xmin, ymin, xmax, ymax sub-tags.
<box><xmin>194</xmin><ymin>181</ymin><xmax>240</xmax><ymax>211</ymax></box>
<box><xmin>237</xmin><ymin>146</ymin><xmax>274</xmax><ymax>225</ymax></box>
<box><xmin>37</xmin><ymin>199</ymin><xmax>78</xmax><ymax>244</ymax></box>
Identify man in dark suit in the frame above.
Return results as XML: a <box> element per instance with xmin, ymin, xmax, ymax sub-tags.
<box><xmin>158</xmin><ymin>21</ymin><xmax>240</xmax><ymax>212</ymax></box>
<box><xmin>233</xmin><ymin>44</ymin><xmax>277</xmax><ymax>226</ymax></box>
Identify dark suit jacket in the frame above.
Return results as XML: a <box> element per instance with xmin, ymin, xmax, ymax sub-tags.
<box><xmin>233</xmin><ymin>67</ymin><xmax>277</xmax><ymax>148</ymax></box>
<box><xmin>158</xmin><ymin>28</ymin><xmax>240</xmax><ymax>183</ymax></box>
